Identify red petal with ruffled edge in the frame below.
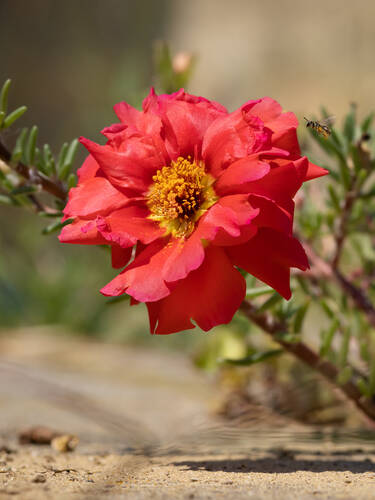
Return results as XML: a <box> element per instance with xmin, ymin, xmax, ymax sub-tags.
<box><xmin>158</xmin><ymin>99</ymin><xmax>227</xmax><ymax>159</ymax></box>
<box><xmin>227</xmin><ymin>227</ymin><xmax>309</xmax><ymax>299</ymax></box>
<box><xmin>197</xmin><ymin>194</ymin><xmax>259</xmax><ymax>246</ymax></box>
<box><xmin>96</xmin><ymin>205</ymin><xmax>163</xmax><ymax>247</ymax></box>
<box><xmin>101</xmin><ymin>194</ymin><xmax>259</xmax><ymax>302</ymax></box>
<box><xmin>202</xmin><ymin>103</ymin><xmax>272</xmax><ymax>178</ymax></box>
<box><xmin>100</xmin><ymin>232</ymin><xmax>207</xmax><ymax>302</ymax></box>
<box><xmin>245</xmin><ymin>97</ymin><xmax>328</xmax><ymax>181</ymax></box>
<box><xmin>244</xmin><ymin>160</ymin><xmax>306</xmax><ymax>209</ymax></box>
<box><xmin>59</xmin><ymin>219</ymin><xmax>107</xmax><ymax>245</ymax></box>
<box><xmin>100</xmin><ymin>239</ymin><xmax>171</xmax><ymax>301</ymax></box>
<box><xmin>63</xmin><ymin>177</ymin><xmax>129</xmax><ymax>219</ymax></box>
<box><xmin>147</xmin><ymin>246</ymin><xmax>246</xmax><ymax>334</ymax></box>
<box><xmin>79</xmin><ymin>137</ymin><xmax>161</xmax><ymax>194</ymax></box>
<box><xmin>214</xmin><ymin>157</ymin><xmax>270</xmax><ymax>196</ymax></box>
<box><xmin>141</xmin><ymin>88</ymin><xmax>228</xmax><ymax>161</ymax></box>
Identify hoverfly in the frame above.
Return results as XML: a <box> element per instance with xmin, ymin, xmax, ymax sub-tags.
<box><xmin>304</xmin><ymin>116</ymin><xmax>335</xmax><ymax>138</ymax></box>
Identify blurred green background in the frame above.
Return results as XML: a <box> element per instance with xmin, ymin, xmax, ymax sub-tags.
<box><xmin>1</xmin><ymin>0</ymin><xmax>374</xmax><ymax>349</ymax></box>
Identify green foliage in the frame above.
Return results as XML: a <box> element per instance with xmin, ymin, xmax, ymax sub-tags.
<box><xmin>222</xmin><ymin>348</ymin><xmax>283</xmax><ymax>366</ymax></box>
<box><xmin>0</xmin><ymin>79</ymin><xmax>27</xmax><ymax>130</ymax></box>
<box><xmin>0</xmin><ymin>79</ymin><xmax>78</xmax><ymax>233</ymax></box>
<box><xmin>245</xmin><ymin>285</ymin><xmax>274</xmax><ymax>298</ymax></box>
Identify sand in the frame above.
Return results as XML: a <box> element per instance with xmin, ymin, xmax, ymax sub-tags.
<box><xmin>0</xmin><ymin>329</ymin><xmax>374</xmax><ymax>499</ymax></box>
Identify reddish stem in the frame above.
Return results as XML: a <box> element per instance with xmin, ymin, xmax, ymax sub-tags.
<box><xmin>0</xmin><ymin>140</ymin><xmax>67</xmax><ymax>201</ymax></box>
<box><xmin>239</xmin><ymin>300</ymin><xmax>375</xmax><ymax>423</ymax></box>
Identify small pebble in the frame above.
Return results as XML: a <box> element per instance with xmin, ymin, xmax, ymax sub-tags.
<box><xmin>51</xmin><ymin>435</ymin><xmax>79</xmax><ymax>453</ymax></box>
<box><xmin>32</xmin><ymin>474</ymin><xmax>46</xmax><ymax>483</ymax></box>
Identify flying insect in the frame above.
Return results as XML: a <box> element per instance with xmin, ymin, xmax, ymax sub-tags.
<box><xmin>304</xmin><ymin>116</ymin><xmax>335</xmax><ymax>138</ymax></box>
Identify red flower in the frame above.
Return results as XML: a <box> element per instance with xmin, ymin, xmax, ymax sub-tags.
<box><xmin>59</xmin><ymin>89</ymin><xmax>327</xmax><ymax>334</ymax></box>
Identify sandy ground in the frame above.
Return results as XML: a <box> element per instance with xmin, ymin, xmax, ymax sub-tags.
<box><xmin>0</xmin><ymin>328</ymin><xmax>375</xmax><ymax>499</ymax></box>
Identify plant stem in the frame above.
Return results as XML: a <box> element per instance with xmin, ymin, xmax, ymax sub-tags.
<box><xmin>0</xmin><ymin>140</ymin><xmax>67</xmax><ymax>201</ymax></box>
<box><xmin>239</xmin><ymin>299</ymin><xmax>375</xmax><ymax>424</ymax></box>
<box><xmin>304</xmin><ymin>241</ymin><xmax>375</xmax><ymax>328</ymax></box>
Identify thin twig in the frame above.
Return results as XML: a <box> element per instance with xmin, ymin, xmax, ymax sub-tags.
<box><xmin>303</xmin><ymin>241</ymin><xmax>375</xmax><ymax>329</ymax></box>
<box><xmin>0</xmin><ymin>140</ymin><xmax>67</xmax><ymax>201</ymax></box>
<box><xmin>27</xmin><ymin>193</ymin><xmax>45</xmax><ymax>212</ymax></box>
<box><xmin>239</xmin><ymin>299</ymin><xmax>375</xmax><ymax>423</ymax></box>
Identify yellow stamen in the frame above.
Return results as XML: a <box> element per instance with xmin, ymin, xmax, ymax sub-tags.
<box><xmin>147</xmin><ymin>156</ymin><xmax>217</xmax><ymax>238</ymax></box>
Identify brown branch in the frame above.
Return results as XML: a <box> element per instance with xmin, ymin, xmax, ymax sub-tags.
<box><xmin>0</xmin><ymin>140</ymin><xmax>67</xmax><ymax>201</ymax></box>
<box><xmin>239</xmin><ymin>299</ymin><xmax>375</xmax><ymax>424</ymax></box>
<box><xmin>303</xmin><ymin>241</ymin><xmax>375</xmax><ymax>329</ymax></box>
<box><xmin>27</xmin><ymin>193</ymin><xmax>45</xmax><ymax>212</ymax></box>
<box><xmin>333</xmin><ymin>269</ymin><xmax>375</xmax><ymax>328</ymax></box>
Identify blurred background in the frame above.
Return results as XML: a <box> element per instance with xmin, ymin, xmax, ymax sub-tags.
<box><xmin>1</xmin><ymin>0</ymin><xmax>375</xmax><ymax>432</ymax></box>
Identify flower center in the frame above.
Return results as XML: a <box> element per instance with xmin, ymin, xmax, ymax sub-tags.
<box><xmin>147</xmin><ymin>156</ymin><xmax>217</xmax><ymax>238</ymax></box>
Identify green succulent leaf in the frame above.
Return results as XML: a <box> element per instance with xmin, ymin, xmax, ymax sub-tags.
<box><xmin>42</xmin><ymin>218</ymin><xmax>73</xmax><ymax>235</ymax></box>
<box><xmin>257</xmin><ymin>292</ymin><xmax>284</xmax><ymax>313</ymax></box>
<box><xmin>11</xmin><ymin>185</ymin><xmax>38</xmax><ymax>195</ymax></box>
<box><xmin>43</xmin><ymin>143</ymin><xmax>56</xmax><ymax>176</ymax></box>
<box><xmin>361</xmin><ymin>112</ymin><xmax>374</xmax><ymax>134</ymax></box>
<box><xmin>25</xmin><ymin>125</ymin><xmax>38</xmax><ymax>165</ymax></box>
<box><xmin>293</xmin><ymin>300</ymin><xmax>310</xmax><ymax>333</ymax></box>
<box><xmin>67</xmin><ymin>173</ymin><xmax>77</xmax><ymax>189</ymax></box>
<box><xmin>222</xmin><ymin>348</ymin><xmax>283</xmax><ymax>366</ymax></box>
<box><xmin>106</xmin><ymin>295</ymin><xmax>130</xmax><ymax>305</ymax></box>
<box><xmin>11</xmin><ymin>128</ymin><xmax>28</xmax><ymax>163</ymax></box>
<box><xmin>59</xmin><ymin>139</ymin><xmax>79</xmax><ymax>180</ymax></box>
<box><xmin>2</xmin><ymin>105</ymin><xmax>27</xmax><ymax>129</ymax></box>
<box><xmin>336</xmin><ymin>366</ymin><xmax>353</xmax><ymax>385</ymax></box>
<box><xmin>338</xmin><ymin>327</ymin><xmax>351</xmax><ymax>368</ymax></box>
<box><xmin>357</xmin><ymin>378</ymin><xmax>371</xmax><ymax>398</ymax></box>
<box><xmin>0</xmin><ymin>79</ymin><xmax>11</xmax><ymax>114</ymax></box>
<box><xmin>245</xmin><ymin>286</ymin><xmax>274</xmax><ymax>299</ymax></box>
<box><xmin>320</xmin><ymin>319</ymin><xmax>339</xmax><ymax>357</ymax></box>
<box><xmin>57</xmin><ymin>142</ymin><xmax>69</xmax><ymax>176</ymax></box>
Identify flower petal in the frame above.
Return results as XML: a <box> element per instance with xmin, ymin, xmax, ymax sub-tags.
<box><xmin>227</xmin><ymin>227</ymin><xmax>308</xmax><ymax>299</ymax></box>
<box><xmin>96</xmin><ymin>205</ymin><xmax>163</xmax><ymax>247</ymax></box>
<box><xmin>79</xmin><ymin>137</ymin><xmax>161</xmax><ymax>194</ymax></box>
<box><xmin>249</xmin><ymin>194</ymin><xmax>293</xmax><ymax>235</ymax></box>
<box><xmin>113</xmin><ymin>102</ymin><xmax>142</xmax><ymax>126</ymax></box>
<box><xmin>305</xmin><ymin>161</ymin><xmax>329</xmax><ymax>180</ymax></box>
<box><xmin>146</xmin><ymin>246</ymin><xmax>246</xmax><ymax>334</ymax></box>
<box><xmin>142</xmin><ymin>88</ymin><xmax>227</xmax><ymax>160</ymax></box>
<box><xmin>198</xmin><ymin>194</ymin><xmax>259</xmax><ymax>246</ymax></box>
<box><xmin>202</xmin><ymin>103</ymin><xmax>271</xmax><ymax>177</ymax></box>
<box><xmin>245</xmin><ymin>160</ymin><xmax>306</xmax><ymax>208</ymax></box>
<box><xmin>246</xmin><ymin>97</ymin><xmax>298</xmax><ymax>131</ymax></box>
<box><xmin>102</xmin><ymin>232</ymin><xmax>208</xmax><ymax>302</ymax></box>
<box><xmin>111</xmin><ymin>245</ymin><xmax>133</xmax><ymax>269</ymax></box>
<box><xmin>63</xmin><ymin>176</ymin><xmax>129</xmax><ymax>219</ymax></box>
<box><xmin>100</xmin><ymin>238</ymin><xmax>171</xmax><ymax>301</ymax></box>
<box><xmin>77</xmin><ymin>154</ymin><xmax>100</xmax><ymax>182</ymax></box>
<box><xmin>214</xmin><ymin>157</ymin><xmax>270</xmax><ymax>195</ymax></box>
<box><xmin>59</xmin><ymin>219</ymin><xmax>107</xmax><ymax>245</ymax></box>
